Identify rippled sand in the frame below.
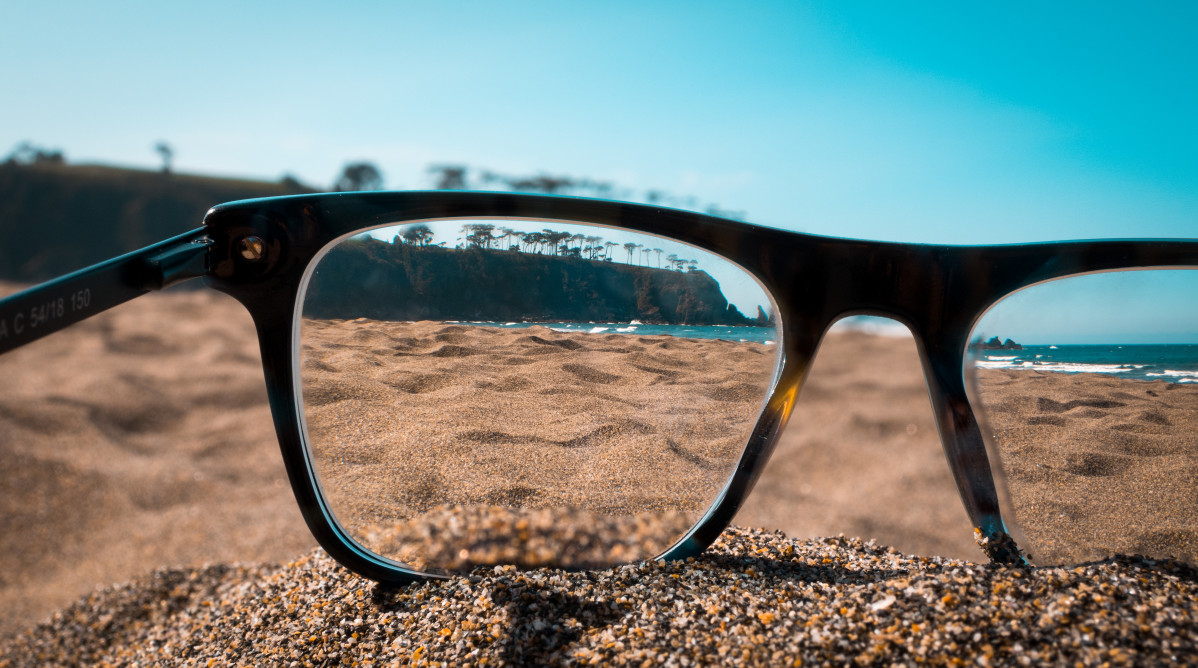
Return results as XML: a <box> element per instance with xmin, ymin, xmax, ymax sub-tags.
<box><xmin>975</xmin><ymin>369</ymin><xmax>1198</xmax><ymax>565</ymax></box>
<box><xmin>301</xmin><ymin>318</ymin><xmax>776</xmax><ymax>573</ymax></box>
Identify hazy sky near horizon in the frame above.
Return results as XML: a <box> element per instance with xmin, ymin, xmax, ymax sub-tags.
<box><xmin>974</xmin><ymin>269</ymin><xmax>1198</xmax><ymax>344</ymax></box>
<box><xmin>2</xmin><ymin>1</ymin><xmax>1195</xmax><ymax>244</ymax></box>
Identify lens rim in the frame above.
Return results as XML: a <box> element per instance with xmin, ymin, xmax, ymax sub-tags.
<box><xmin>294</xmin><ymin>216</ymin><xmax>786</xmax><ymax>575</ymax></box>
<box><xmin>963</xmin><ymin>267</ymin><xmax>1198</xmax><ymax>565</ymax></box>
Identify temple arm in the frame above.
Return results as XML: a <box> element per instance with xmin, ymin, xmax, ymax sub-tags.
<box><xmin>0</xmin><ymin>228</ymin><xmax>210</xmax><ymax>355</ymax></box>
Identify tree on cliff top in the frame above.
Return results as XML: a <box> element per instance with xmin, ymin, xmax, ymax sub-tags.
<box><xmin>334</xmin><ymin>162</ymin><xmax>384</xmax><ymax>191</ymax></box>
<box><xmin>3</xmin><ymin>141</ymin><xmax>65</xmax><ymax>167</ymax></box>
<box><xmin>401</xmin><ymin>224</ymin><xmax>434</xmax><ymax>246</ymax></box>
<box><xmin>154</xmin><ymin>142</ymin><xmax>173</xmax><ymax>174</ymax></box>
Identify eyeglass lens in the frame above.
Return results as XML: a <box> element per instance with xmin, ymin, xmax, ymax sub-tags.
<box><xmin>298</xmin><ymin>218</ymin><xmax>782</xmax><ymax>575</ymax></box>
<box><xmin>967</xmin><ymin>269</ymin><xmax>1198</xmax><ymax>565</ymax></box>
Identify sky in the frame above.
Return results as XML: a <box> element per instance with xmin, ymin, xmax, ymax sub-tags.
<box><xmin>3</xmin><ymin>1</ymin><xmax>1196</xmax><ymax>246</ymax></box>
<box><xmin>974</xmin><ymin>269</ymin><xmax>1198</xmax><ymax>344</ymax></box>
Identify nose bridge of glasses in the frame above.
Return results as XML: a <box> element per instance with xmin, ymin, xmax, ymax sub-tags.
<box><xmin>917</xmin><ymin>343</ymin><xmax>1025</xmax><ymax>564</ymax></box>
<box><xmin>768</xmin><ymin>239</ymin><xmax>1028</xmax><ymax>564</ymax></box>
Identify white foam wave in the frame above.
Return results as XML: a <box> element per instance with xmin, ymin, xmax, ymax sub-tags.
<box><xmin>1147</xmin><ymin>369</ymin><xmax>1198</xmax><ymax>378</ymax></box>
<box><xmin>587</xmin><ymin>326</ymin><xmax>609</xmax><ymax>334</ymax></box>
<box><xmin>615</xmin><ymin>326</ymin><xmax>637</xmax><ymax>332</ymax></box>
<box><xmin>977</xmin><ymin>360</ymin><xmax>1140</xmax><ymax>374</ymax></box>
<box><xmin>986</xmin><ymin>356</ymin><xmax>1018</xmax><ymax>361</ymax></box>
<box><xmin>629</xmin><ymin>320</ymin><xmax>643</xmax><ymax>325</ymax></box>
<box><xmin>1033</xmin><ymin>363</ymin><xmax>1134</xmax><ymax>374</ymax></box>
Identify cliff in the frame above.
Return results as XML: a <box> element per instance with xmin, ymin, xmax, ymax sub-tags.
<box><xmin>304</xmin><ymin>239</ymin><xmax>756</xmax><ymax>326</ymax></box>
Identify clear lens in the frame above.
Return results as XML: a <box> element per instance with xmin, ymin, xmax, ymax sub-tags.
<box><xmin>967</xmin><ymin>269</ymin><xmax>1198</xmax><ymax>565</ymax></box>
<box><xmin>298</xmin><ymin>218</ymin><xmax>781</xmax><ymax>574</ymax></box>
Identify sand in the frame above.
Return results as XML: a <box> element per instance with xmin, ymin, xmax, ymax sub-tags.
<box><xmin>2</xmin><ymin>286</ymin><xmax>1195</xmax><ymax>662</ymax></box>
<box><xmin>301</xmin><ymin>318</ymin><xmax>775</xmax><ymax>572</ymax></box>
<box><xmin>4</xmin><ymin>529</ymin><xmax>1197</xmax><ymax>666</ymax></box>
<box><xmin>0</xmin><ymin>286</ymin><xmax>315</xmax><ymax>637</ymax></box>
<box><xmin>975</xmin><ymin>369</ymin><xmax>1198</xmax><ymax>566</ymax></box>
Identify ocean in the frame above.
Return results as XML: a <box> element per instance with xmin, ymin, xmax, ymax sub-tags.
<box><xmin>973</xmin><ymin>344</ymin><xmax>1198</xmax><ymax>383</ymax></box>
<box><xmin>451</xmin><ymin>321</ymin><xmax>1198</xmax><ymax>384</ymax></box>
<box><xmin>452</xmin><ymin>321</ymin><xmax>778</xmax><ymax>345</ymax></box>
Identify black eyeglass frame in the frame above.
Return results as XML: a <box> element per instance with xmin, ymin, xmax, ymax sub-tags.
<box><xmin>3</xmin><ymin>190</ymin><xmax>1195</xmax><ymax>584</ymax></box>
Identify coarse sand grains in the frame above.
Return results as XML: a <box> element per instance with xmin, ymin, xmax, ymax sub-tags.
<box><xmin>2</xmin><ymin>526</ymin><xmax>1196</xmax><ymax>666</ymax></box>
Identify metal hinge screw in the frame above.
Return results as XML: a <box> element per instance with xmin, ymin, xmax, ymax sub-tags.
<box><xmin>239</xmin><ymin>236</ymin><xmax>266</xmax><ymax>261</ymax></box>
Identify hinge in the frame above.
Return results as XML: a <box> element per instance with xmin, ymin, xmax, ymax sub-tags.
<box><xmin>140</xmin><ymin>236</ymin><xmax>213</xmax><ymax>290</ymax></box>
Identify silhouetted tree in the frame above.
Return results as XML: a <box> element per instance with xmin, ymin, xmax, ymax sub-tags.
<box><xmin>507</xmin><ymin>174</ymin><xmax>574</xmax><ymax>194</ymax></box>
<box><xmin>425</xmin><ymin>162</ymin><xmax>746</xmax><ymax>219</ymax></box>
<box><xmin>154</xmin><ymin>141</ymin><xmax>173</xmax><ymax>173</ymax></box>
<box><xmin>334</xmin><ymin>162</ymin><xmax>384</xmax><ymax>191</ymax></box>
<box><xmin>543</xmin><ymin>230</ymin><xmax>570</xmax><ymax>255</ymax></box>
<box><xmin>585</xmin><ymin>235</ymin><xmax>603</xmax><ymax>260</ymax></box>
<box><xmin>463</xmin><ymin>223</ymin><xmax>497</xmax><ymax>249</ymax></box>
<box><xmin>4</xmin><ymin>141</ymin><xmax>64</xmax><ymax>166</ymax></box>
<box><xmin>402</xmin><ymin>224</ymin><xmax>434</xmax><ymax>246</ymax></box>
<box><xmin>429</xmin><ymin>164</ymin><xmax>468</xmax><ymax>189</ymax></box>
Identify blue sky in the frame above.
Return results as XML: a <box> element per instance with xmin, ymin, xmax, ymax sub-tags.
<box><xmin>2</xmin><ymin>1</ymin><xmax>1195</xmax><ymax>244</ymax></box>
<box><xmin>974</xmin><ymin>270</ymin><xmax>1198</xmax><ymax>344</ymax></box>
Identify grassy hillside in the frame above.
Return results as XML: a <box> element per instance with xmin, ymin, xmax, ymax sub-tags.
<box><xmin>0</xmin><ymin>162</ymin><xmax>313</xmax><ymax>281</ymax></box>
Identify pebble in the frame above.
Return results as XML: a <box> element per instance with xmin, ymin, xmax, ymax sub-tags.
<box><xmin>1</xmin><ymin>526</ymin><xmax>1195</xmax><ymax>666</ymax></box>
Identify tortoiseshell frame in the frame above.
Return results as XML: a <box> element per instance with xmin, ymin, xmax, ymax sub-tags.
<box><xmin>3</xmin><ymin>191</ymin><xmax>1196</xmax><ymax>584</ymax></box>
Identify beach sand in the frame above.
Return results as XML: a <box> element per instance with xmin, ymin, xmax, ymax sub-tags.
<box><xmin>0</xmin><ymin>289</ymin><xmax>971</xmax><ymax>635</ymax></box>
<box><xmin>1</xmin><ymin>287</ymin><xmax>1195</xmax><ymax>662</ymax></box>
<box><xmin>301</xmin><ymin>318</ymin><xmax>776</xmax><ymax>572</ymax></box>
<box><xmin>0</xmin><ymin>287</ymin><xmax>315</xmax><ymax>637</ymax></box>
<box><xmin>974</xmin><ymin>369</ymin><xmax>1198</xmax><ymax>565</ymax></box>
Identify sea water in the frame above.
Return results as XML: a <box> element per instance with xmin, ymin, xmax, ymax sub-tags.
<box><xmin>974</xmin><ymin>344</ymin><xmax>1198</xmax><ymax>383</ymax></box>
<box><xmin>453</xmin><ymin>321</ymin><xmax>778</xmax><ymax>345</ymax></box>
<box><xmin>452</xmin><ymin>321</ymin><xmax>1198</xmax><ymax>382</ymax></box>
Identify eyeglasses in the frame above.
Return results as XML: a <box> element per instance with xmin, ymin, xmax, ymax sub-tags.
<box><xmin>2</xmin><ymin>191</ymin><xmax>1195</xmax><ymax>583</ymax></box>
